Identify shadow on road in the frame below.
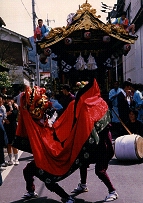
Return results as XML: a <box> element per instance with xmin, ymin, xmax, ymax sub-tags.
<box><xmin>18</xmin><ymin>156</ymin><xmax>34</xmax><ymax>162</ymax></box>
<box><xmin>109</xmin><ymin>157</ymin><xmax>143</xmax><ymax>166</ymax></box>
<box><xmin>10</xmin><ymin>197</ymin><xmax>60</xmax><ymax>203</ymax></box>
<box><xmin>71</xmin><ymin>194</ymin><xmax>104</xmax><ymax>203</ymax></box>
<box><xmin>75</xmin><ymin>198</ymin><xmax>104</xmax><ymax>203</ymax></box>
<box><xmin>74</xmin><ymin>198</ymin><xmax>104</xmax><ymax>203</ymax></box>
<box><xmin>10</xmin><ymin>196</ymin><xmax>105</xmax><ymax>203</ymax></box>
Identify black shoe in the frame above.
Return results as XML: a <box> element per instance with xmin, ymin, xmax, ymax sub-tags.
<box><xmin>61</xmin><ymin>196</ymin><xmax>75</xmax><ymax>203</ymax></box>
<box><xmin>1</xmin><ymin>161</ymin><xmax>8</xmax><ymax>167</ymax></box>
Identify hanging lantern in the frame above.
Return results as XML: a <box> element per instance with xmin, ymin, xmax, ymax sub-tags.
<box><xmin>39</xmin><ymin>53</ymin><xmax>48</xmax><ymax>64</ymax></box>
<box><xmin>84</xmin><ymin>32</ymin><xmax>91</xmax><ymax>39</ymax></box>
<box><xmin>64</xmin><ymin>38</ymin><xmax>72</xmax><ymax>45</ymax></box>
<box><xmin>103</xmin><ymin>36</ymin><xmax>110</xmax><ymax>43</ymax></box>
<box><xmin>123</xmin><ymin>44</ymin><xmax>131</xmax><ymax>51</ymax></box>
<box><xmin>87</xmin><ymin>53</ymin><xmax>98</xmax><ymax>70</ymax></box>
<box><xmin>44</xmin><ymin>47</ymin><xmax>52</xmax><ymax>56</ymax></box>
<box><xmin>123</xmin><ymin>44</ymin><xmax>131</xmax><ymax>56</ymax></box>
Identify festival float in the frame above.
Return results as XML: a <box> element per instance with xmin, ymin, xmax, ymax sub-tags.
<box><xmin>37</xmin><ymin>0</ymin><xmax>138</xmax><ymax>91</ymax></box>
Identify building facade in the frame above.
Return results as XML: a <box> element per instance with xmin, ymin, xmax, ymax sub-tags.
<box><xmin>122</xmin><ymin>0</ymin><xmax>143</xmax><ymax>83</ymax></box>
<box><xmin>0</xmin><ymin>26</ymin><xmax>33</xmax><ymax>88</ymax></box>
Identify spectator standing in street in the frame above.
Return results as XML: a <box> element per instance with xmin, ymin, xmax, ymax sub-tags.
<box><xmin>109</xmin><ymin>81</ymin><xmax>122</xmax><ymax>136</ymax></box>
<box><xmin>126</xmin><ymin>89</ymin><xmax>134</xmax><ymax>108</ymax></box>
<box><xmin>131</xmin><ymin>83</ymin><xmax>143</xmax><ymax>123</ymax></box>
<box><xmin>49</xmin><ymin>93</ymin><xmax>63</xmax><ymax>117</ymax></box>
<box><xmin>121</xmin><ymin>108</ymin><xmax>143</xmax><ymax>137</ymax></box>
<box><xmin>34</xmin><ymin>19</ymin><xmax>49</xmax><ymax>41</ymax></box>
<box><xmin>59</xmin><ymin>84</ymin><xmax>75</xmax><ymax>112</ymax></box>
<box><xmin>0</xmin><ymin>96</ymin><xmax>8</xmax><ymax>175</ymax></box>
<box><xmin>0</xmin><ymin>86</ymin><xmax>7</xmax><ymax>97</ymax></box>
<box><xmin>13</xmin><ymin>84</ymin><xmax>27</xmax><ymax>108</ymax></box>
<box><xmin>3</xmin><ymin>95</ymin><xmax>19</xmax><ymax>165</ymax></box>
<box><xmin>0</xmin><ymin>113</ymin><xmax>8</xmax><ymax>185</ymax></box>
<box><xmin>117</xmin><ymin>81</ymin><xmax>132</xmax><ymax>124</ymax></box>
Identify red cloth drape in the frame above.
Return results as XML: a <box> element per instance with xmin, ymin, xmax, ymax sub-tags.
<box><xmin>16</xmin><ymin>79</ymin><xmax>108</xmax><ymax>176</ymax></box>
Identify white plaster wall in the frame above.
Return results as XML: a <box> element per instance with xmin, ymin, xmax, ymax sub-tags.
<box><xmin>124</xmin><ymin>0</ymin><xmax>141</xmax><ymax>21</ymax></box>
<box><xmin>123</xmin><ymin>0</ymin><xmax>143</xmax><ymax>84</ymax></box>
<box><xmin>22</xmin><ymin>47</ymin><xmax>29</xmax><ymax>65</ymax></box>
<box><xmin>0</xmin><ymin>29</ymin><xmax>22</xmax><ymax>43</ymax></box>
<box><xmin>135</xmin><ymin>25</ymin><xmax>143</xmax><ymax>83</ymax></box>
<box><xmin>130</xmin><ymin>0</ymin><xmax>141</xmax><ymax>20</ymax></box>
<box><xmin>123</xmin><ymin>24</ymin><xmax>143</xmax><ymax>84</ymax></box>
<box><xmin>123</xmin><ymin>44</ymin><xmax>136</xmax><ymax>82</ymax></box>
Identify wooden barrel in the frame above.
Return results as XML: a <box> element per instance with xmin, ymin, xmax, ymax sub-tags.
<box><xmin>114</xmin><ymin>134</ymin><xmax>143</xmax><ymax>160</ymax></box>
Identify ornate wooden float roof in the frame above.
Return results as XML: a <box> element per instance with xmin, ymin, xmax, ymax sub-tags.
<box><xmin>37</xmin><ymin>1</ymin><xmax>138</xmax><ymax>63</ymax></box>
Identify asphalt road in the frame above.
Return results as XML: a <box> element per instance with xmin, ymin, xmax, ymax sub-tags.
<box><xmin>0</xmin><ymin>150</ymin><xmax>143</xmax><ymax>203</ymax></box>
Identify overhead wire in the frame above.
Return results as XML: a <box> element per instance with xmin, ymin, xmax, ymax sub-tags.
<box><xmin>35</xmin><ymin>0</ymin><xmax>42</xmax><ymax>19</ymax></box>
<box><xmin>20</xmin><ymin>0</ymin><xmax>32</xmax><ymax>19</ymax></box>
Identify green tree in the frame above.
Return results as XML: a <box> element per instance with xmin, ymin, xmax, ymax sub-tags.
<box><xmin>0</xmin><ymin>71</ymin><xmax>12</xmax><ymax>89</ymax></box>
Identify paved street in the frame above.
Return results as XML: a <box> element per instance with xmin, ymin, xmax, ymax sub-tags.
<box><xmin>1</xmin><ymin>150</ymin><xmax>143</xmax><ymax>203</ymax></box>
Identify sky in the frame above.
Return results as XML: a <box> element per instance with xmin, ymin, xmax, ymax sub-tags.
<box><xmin>0</xmin><ymin>0</ymin><xmax>117</xmax><ymax>38</ymax></box>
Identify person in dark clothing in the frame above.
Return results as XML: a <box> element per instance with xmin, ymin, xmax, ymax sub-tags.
<box><xmin>0</xmin><ymin>121</ymin><xmax>8</xmax><ymax>186</ymax></box>
<box><xmin>117</xmin><ymin>81</ymin><xmax>132</xmax><ymax>123</ymax></box>
<box><xmin>0</xmin><ymin>96</ymin><xmax>8</xmax><ymax>185</ymax></box>
<box><xmin>49</xmin><ymin>93</ymin><xmax>63</xmax><ymax>117</ymax></box>
<box><xmin>122</xmin><ymin>108</ymin><xmax>143</xmax><ymax>136</ymax></box>
<box><xmin>4</xmin><ymin>95</ymin><xmax>19</xmax><ymax>165</ymax></box>
<box><xmin>72</xmin><ymin>125</ymin><xmax>118</xmax><ymax>202</ymax></box>
<box><xmin>59</xmin><ymin>84</ymin><xmax>75</xmax><ymax>111</ymax></box>
<box><xmin>0</xmin><ymin>96</ymin><xmax>8</xmax><ymax>171</ymax></box>
<box><xmin>22</xmin><ymin>160</ymin><xmax>75</xmax><ymax>203</ymax></box>
<box><xmin>0</xmin><ymin>86</ymin><xmax>7</xmax><ymax>97</ymax></box>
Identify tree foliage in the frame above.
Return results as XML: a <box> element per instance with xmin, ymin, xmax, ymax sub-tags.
<box><xmin>0</xmin><ymin>71</ymin><xmax>12</xmax><ymax>88</ymax></box>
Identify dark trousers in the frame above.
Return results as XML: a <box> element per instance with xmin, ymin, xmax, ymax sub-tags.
<box><xmin>23</xmin><ymin>160</ymin><xmax>70</xmax><ymax>199</ymax></box>
<box><xmin>95</xmin><ymin>158</ymin><xmax>115</xmax><ymax>193</ymax></box>
<box><xmin>80</xmin><ymin>157</ymin><xmax>115</xmax><ymax>193</ymax></box>
<box><xmin>0</xmin><ymin>121</ymin><xmax>7</xmax><ymax>165</ymax></box>
<box><xmin>0</xmin><ymin>147</ymin><xmax>4</xmax><ymax>165</ymax></box>
<box><xmin>0</xmin><ymin>173</ymin><xmax>2</xmax><ymax>186</ymax></box>
<box><xmin>80</xmin><ymin>129</ymin><xmax>115</xmax><ymax>193</ymax></box>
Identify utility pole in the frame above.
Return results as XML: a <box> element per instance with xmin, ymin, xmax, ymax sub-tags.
<box><xmin>45</xmin><ymin>14</ymin><xmax>55</xmax><ymax>91</ymax></box>
<box><xmin>32</xmin><ymin>0</ymin><xmax>40</xmax><ymax>86</ymax></box>
<box><xmin>45</xmin><ymin>14</ymin><xmax>55</xmax><ymax>27</ymax></box>
<box><xmin>32</xmin><ymin>0</ymin><xmax>37</xmax><ymax>32</ymax></box>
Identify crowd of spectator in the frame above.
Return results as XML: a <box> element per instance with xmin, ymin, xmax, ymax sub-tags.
<box><xmin>108</xmin><ymin>80</ymin><xmax>143</xmax><ymax>138</ymax></box>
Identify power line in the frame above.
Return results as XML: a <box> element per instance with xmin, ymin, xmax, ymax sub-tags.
<box><xmin>35</xmin><ymin>0</ymin><xmax>42</xmax><ymax>19</ymax></box>
<box><xmin>20</xmin><ymin>0</ymin><xmax>32</xmax><ymax>19</ymax></box>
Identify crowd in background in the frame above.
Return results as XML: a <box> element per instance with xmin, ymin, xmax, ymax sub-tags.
<box><xmin>108</xmin><ymin>79</ymin><xmax>143</xmax><ymax>139</ymax></box>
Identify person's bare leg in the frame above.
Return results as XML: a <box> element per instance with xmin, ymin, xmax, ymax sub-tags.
<box><xmin>7</xmin><ymin>144</ymin><xmax>13</xmax><ymax>165</ymax></box>
<box><xmin>13</xmin><ymin>147</ymin><xmax>19</xmax><ymax>165</ymax></box>
<box><xmin>127</xmin><ymin>24</ymin><xmax>135</xmax><ymax>34</ymax></box>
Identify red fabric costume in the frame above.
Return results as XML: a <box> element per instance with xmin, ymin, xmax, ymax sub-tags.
<box><xmin>16</xmin><ymin>79</ymin><xmax>108</xmax><ymax>176</ymax></box>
